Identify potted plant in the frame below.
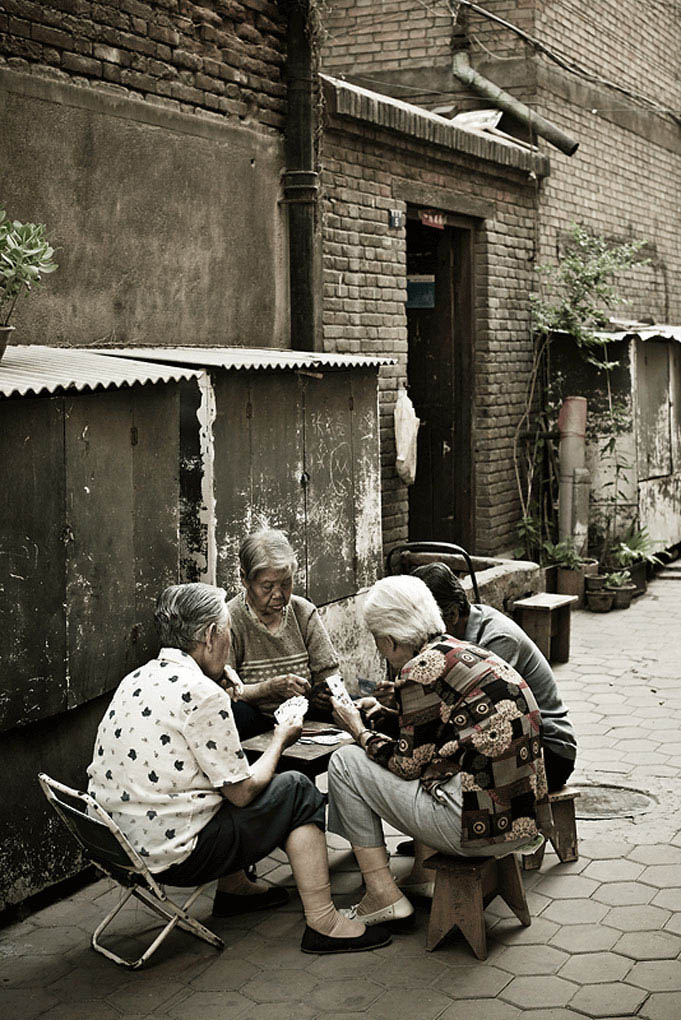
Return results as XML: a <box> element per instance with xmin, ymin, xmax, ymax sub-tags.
<box><xmin>0</xmin><ymin>205</ymin><xmax>58</xmax><ymax>360</ymax></box>
<box><xmin>604</xmin><ymin>569</ymin><xmax>637</xmax><ymax>609</ymax></box>
<box><xmin>609</xmin><ymin>525</ymin><xmax>660</xmax><ymax>597</ymax></box>
<box><xmin>585</xmin><ymin>587</ymin><xmax>614</xmax><ymax>612</ymax></box>
<box><xmin>543</xmin><ymin>539</ymin><xmax>598</xmax><ymax>608</ymax></box>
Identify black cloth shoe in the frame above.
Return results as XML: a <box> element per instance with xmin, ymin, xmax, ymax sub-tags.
<box><xmin>301</xmin><ymin>924</ymin><xmax>392</xmax><ymax>954</ymax></box>
<box><xmin>396</xmin><ymin>839</ymin><xmax>415</xmax><ymax>856</ymax></box>
<box><xmin>212</xmin><ymin>885</ymin><xmax>289</xmax><ymax>917</ymax></box>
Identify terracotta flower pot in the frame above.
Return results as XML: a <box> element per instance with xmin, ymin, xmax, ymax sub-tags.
<box><xmin>556</xmin><ymin>559</ymin><xmax>598</xmax><ymax>608</ymax></box>
<box><xmin>607</xmin><ymin>583</ymin><xmax>636</xmax><ymax>610</ymax></box>
<box><xmin>585</xmin><ymin>574</ymin><xmax>608</xmax><ymax>592</ymax></box>
<box><xmin>586</xmin><ymin>590</ymin><xmax>615</xmax><ymax>612</ymax></box>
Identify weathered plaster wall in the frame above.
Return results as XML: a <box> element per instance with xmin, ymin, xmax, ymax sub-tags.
<box><xmin>0</xmin><ymin>70</ymin><xmax>288</xmax><ymax>347</ymax></box>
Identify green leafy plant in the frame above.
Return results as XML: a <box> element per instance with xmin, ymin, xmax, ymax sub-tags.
<box><xmin>604</xmin><ymin>570</ymin><xmax>632</xmax><ymax>588</ymax></box>
<box><xmin>542</xmin><ymin>539</ymin><xmax>585</xmax><ymax>571</ymax></box>
<box><xmin>0</xmin><ymin>205</ymin><xmax>58</xmax><ymax>326</ymax></box>
<box><xmin>610</xmin><ymin>525</ymin><xmax>661</xmax><ymax>568</ymax></box>
<box><xmin>514</xmin><ymin>224</ymin><xmax>649</xmax><ymax>565</ymax></box>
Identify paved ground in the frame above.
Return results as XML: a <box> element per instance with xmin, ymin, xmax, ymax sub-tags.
<box><xmin>2</xmin><ymin>571</ymin><xmax>681</xmax><ymax>1019</ymax></box>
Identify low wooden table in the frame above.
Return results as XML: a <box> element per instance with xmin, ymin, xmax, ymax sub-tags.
<box><xmin>512</xmin><ymin>592</ymin><xmax>579</xmax><ymax>663</ymax></box>
<box><xmin>241</xmin><ymin>720</ymin><xmax>353</xmax><ymax>781</ymax></box>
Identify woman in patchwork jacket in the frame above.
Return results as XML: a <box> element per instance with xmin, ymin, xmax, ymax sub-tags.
<box><xmin>327</xmin><ymin>575</ymin><xmax>553</xmax><ymax>930</ymax></box>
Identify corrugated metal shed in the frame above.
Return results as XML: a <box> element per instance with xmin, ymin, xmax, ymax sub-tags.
<box><xmin>85</xmin><ymin>346</ymin><xmax>396</xmax><ymax>370</ymax></box>
<box><xmin>0</xmin><ymin>345</ymin><xmax>203</xmax><ymax>399</ymax></box>
<box><xmin>594</xmin><ymin>323</ymin><xmax>681</xmax><ymax>344</ymax></box>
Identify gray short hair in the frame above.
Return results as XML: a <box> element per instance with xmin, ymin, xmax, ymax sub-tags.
<box><xmin>239</xmin><ymin>528</ymin><xmax>297</xmax><ymax>580</ymax></box>
<box><xmin>155</xmin><ymin>583</ymin><xmax>229</xmax><ymax>650</ymax></box>
<box><xmin>362</xmin><ymin>575</ymin><xmax>446</xmax><ymax>650</ymax></box>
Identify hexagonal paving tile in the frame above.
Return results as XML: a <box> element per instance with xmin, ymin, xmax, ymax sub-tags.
<box><xmin>37</xmin><ymin>1004</ymin><xmax>123</xmax><ymax>1020</ymax></box>
<box><xmin>0</xmin><ymin>989</ymin><xmax>61</xmax><ymax>1020</ymax></box>
<box><xmin>593</xmin><ymin>881</ymin><xmax>655</xmax><ymax>905</ymax></box>
<box><xmin>549</xmin><ymin>922</ymin><xmax>620</xmax><ymax>953</ymax></box>
<box><xmin>309</xmin><ymin>977</ymin><xmax>384</xmax><ymax>1012</ymax></box>
<box><xmin>0</xmin><ymin>952</ymin><xmax>74</xmax><ymax>989</ymax></box>
<box><xmin>641</xmin><ymin>865</ymin><xmax>681</xmax><ymax>888</ymax></box>
<box><xmin>542</xmin><ymin>898</ymin><xmax>609</xmax><ymax>925</ymax></box>
<box><xmin>615</xmin><ymin>930</ymin><xmax>681</xmax><ymax>960</ymax></box>
<box><xmin>639</xmin><ymin>991</ymin><xmax>681</xmax><ymax>1020</ymax></box>
<box><xmin>651</xmin><ymin>887</ymin><xmax>681</xmax><ymax>910</ymax></box>
<box><xmin>603</xmin><ymin>904</ymin><xmax>672</xmax><ymax>931</ymax></box>
<box><xmin>166</xmin><ymin>991</ymin><xmax>257</xmax><ymax>1020</ymax></box>
<box><xmin>628</xmin><ymin>845</ymin><xmax>681</xmax><ymax>866</ymax></box>
<box><xmin>626</xmin><ymin>959</ymin><xmax>681</xmax><ymax>991</ymax></box>
<box><xmin>568</xmin><ymin>981</ymin><xmax>646</xmax><ymax>1017</ymax></box>
<box><xmin>437</xmin><ymin>964</ymin><xmax>511</xmax><ymax>998</ymax></box>
<box><xmin>557</xmin><ymin>950</ymin><xmax>632</xmax><ymax>984</ymax></box>
<box><xmin>584</xmin><ymin>859</ymin><xmax>645</xmax><ymax>882</ymax></box>
<box><xmin>187</xmin><ymin>955</ymin><xmax>261</xmax><ymax>991</ymax></box>
<box><xmin>491</xmin><ymin>915</ymin><xmax>560</xmax><ymax>945</ymax></box>
<box><xmin>494</xmin><ymin>944</ymin><xmax>568</xmax><ymax>976</ymax></box>
<box><xmin>533</xmin><ymin>874</ymin><xmax>601</xmax><ymax>899</ymax></box>
<box><xmin>107</xmin><ymin>977</ymin><xmax>188</xmax><ymax>1014</ymax></box>
<box><xmin>439</xmin><ymin>999</ymin><xmax>521</xmax><ymax>1020</ymax></box>
<box><xmin>239</xmin><ymin>970</ymin><xmax>317</xmax><ymax>1003</ymax></box>
<box><xmin>368</xmin><ymin>987</ymin><xmax>455</xmax><ymax>1020</ymax></box>
<box><xmin>500</xmin><ymin>975</ymin><xmax>577</xmax><ymax>1009</ymax></box>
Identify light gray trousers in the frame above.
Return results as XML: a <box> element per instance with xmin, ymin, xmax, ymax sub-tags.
<box><xmin>326</xmin><ymin>743</ymin><xmax>473</xmax><ymax>854</ymax></box>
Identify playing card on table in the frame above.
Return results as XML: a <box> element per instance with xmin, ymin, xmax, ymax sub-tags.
<box><xmin>274</xmin><ymin>695</ymin><xmax>308</xmax><ymax>725</ymax></box>
<box><xmin>326</xmin><ymin>674</ymin><xmax>354</xmax><ymax>707</ymax></box>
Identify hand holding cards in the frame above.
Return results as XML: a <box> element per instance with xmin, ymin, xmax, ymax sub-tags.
<box><xmin>326</xmin><ymin>673</ymin><xmax>354</xmax><ymax>708</ymax></box>
<box><xmin>274</xmin><ymin>695</ymin><xmax>309</xmax><ymax>727</ymax></box>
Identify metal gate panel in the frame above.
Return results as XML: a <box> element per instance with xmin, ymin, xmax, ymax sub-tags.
<box><xmin>64</xmin><ymin>390</ymin><xmax>137</xmax><ymax>708</ymax></box>
<box><xmin>0</xmin><ymin>397</ymin><xmax>67</xmax><ymax>731</ymax></box>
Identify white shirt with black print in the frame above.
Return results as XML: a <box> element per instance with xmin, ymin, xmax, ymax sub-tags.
<box><xmin>87</xmin><ymin>647</ymin><xmax>251</xmax><ymax>872</ymax></box>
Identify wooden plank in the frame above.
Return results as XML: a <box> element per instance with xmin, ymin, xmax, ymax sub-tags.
<box><xmin>304</xmin><ymin>372</ymin><xmax>356</xmax><ymax>603</ymax></box>
<box><xmin>0</xmin><ymin>396</ymin><xmax>67</xmax><ymax>730</ymax></box>
<box><xmin>349</xmin><ymin>370</ymin><xmax>383</xmax><ymax>590</ymax></box>
<box><xmin>213</xmin><ymin>372</ymin><xmax>306</xmax><ymax>595</ymax></box>
<box><xmin>132</xmin><ymin>384</ymin><xmax>181</xmax><ymax>669</ymax></box>
<box><xmin>64</xmin><ymin>390</ymin><xmax>136</xmax><ymax>708</ymax></box>
<box><xmin>636</xmin><ymin>339</ymin><xmax>671</xmax><ymax>479</ymax></box>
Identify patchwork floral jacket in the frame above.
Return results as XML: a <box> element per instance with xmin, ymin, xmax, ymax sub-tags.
<box><xmin>364</xmin><ymin>635</ymin><xmax>553</xmax><ymax>849</ymax></box>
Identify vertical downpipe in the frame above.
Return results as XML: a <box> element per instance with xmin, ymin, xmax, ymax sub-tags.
<box><xmin>284</xmin><ymin>0</ymin><xmax>320</xmax><ymax>351</ymax></box>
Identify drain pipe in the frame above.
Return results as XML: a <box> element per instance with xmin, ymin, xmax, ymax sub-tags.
<box><xmin>557</xmin><ymin>396</ymin><xmax>590</xmax><ymax>554</ymax></box>
<box><xmin>283</xmin><ymin>0</ymin><xmax>320</xmax><ymax>351</ymax></box>
<box><xmin>452</xmin><ymin>51</ymin><xmax>579</xmax><ymax>156</ymax></box>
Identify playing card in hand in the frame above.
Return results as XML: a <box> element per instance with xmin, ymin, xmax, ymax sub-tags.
<box><xmin>274</xmin><ymin>695</ymin><xmax>309</xmax><ymax>726</ymax></box>
<box><xmin>326</xmin><ymin>674</ymin><xmax>354</xmax><ymax>708</ymax></box>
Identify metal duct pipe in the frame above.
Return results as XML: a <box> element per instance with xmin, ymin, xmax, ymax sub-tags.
<box><xmin>558</xmin><ymin>396</ymin><xmax>589</xmax><ymax>553</ymax></box>
<box><xmin>283</xmin><ymin>0</ymin><xmax>320</xmax><ymax>351</ymax></box>
<box><xmin>452</xmin><ymin>52</ymin><xmax>579</xmax><ymax>156</ymax></box>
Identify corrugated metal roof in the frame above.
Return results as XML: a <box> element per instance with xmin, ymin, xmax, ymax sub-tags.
<box><xmin>85</xmin><ymin>346</ymin><xmax>396</xmax><ymax>370</ymax></box>
<box><xmin>594</xmin><ymin>323</ymin><xmax>681</xmax><ymax>344</ymax></box>
<box><xmin>0</xmin><ymin>345</ymin><xmax>203</xmax><ymax>399</ymax></box>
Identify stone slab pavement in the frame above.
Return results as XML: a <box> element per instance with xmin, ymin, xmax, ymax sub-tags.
<box><xmin>2</xmin><ymin>573</ymin><xmax>681</xmax><ymax>1019</ymax></box>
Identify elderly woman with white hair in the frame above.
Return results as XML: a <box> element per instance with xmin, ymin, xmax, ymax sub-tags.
<box><xmin>327</xmin><ymin>575</ymin><xmax>552</xmax><ymax>928</ymax></box>
<box><xmin>87</xmin><ymin>583</ymin><xmax>390</xmax><ymax>954</ymax></box>
<box><xmin>227</xmin><ymin>527</ymin><xmax>340</xmax><ymax>734</ymax></box>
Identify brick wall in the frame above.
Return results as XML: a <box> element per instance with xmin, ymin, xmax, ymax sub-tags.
<box><xmin>321</xmin><ymin>110</ymin><xmax>540</xmax><ymax>555</ymax></box>
<box><xmin>0</xmin><ymin>0</ymin><xmax>286</xmax><ymax>131</ymax></box>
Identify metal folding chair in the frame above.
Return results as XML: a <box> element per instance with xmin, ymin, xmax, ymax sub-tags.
<box><xmin>37</xmin><ymin>773</ymin><xmax>224</xmax><ymax>969</ymax></box>
<box><xmin>385</xmin><ymin>540</ymin><xmax>482</xmax><ymax>602</ymax></box>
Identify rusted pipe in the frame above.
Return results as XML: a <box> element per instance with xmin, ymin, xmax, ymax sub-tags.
<box><xmin>452</xmin><ymin>52</ymin><xmax>579</xmax><ymax>156</ymax></box>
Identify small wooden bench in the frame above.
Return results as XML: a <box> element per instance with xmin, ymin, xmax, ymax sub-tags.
<box><xmin>512</xmin><ymin>593</ymin><xmax>579</xmax><ymax>663</ymax></box>
<box><xmin>522</xmin><ymin>787</ymin><xmax>580</xmax><ymax>871</ymax></box>
<box><xmin>423</xmin><ymin>852</ymin><xmax>530</xmax><ymax>958</ymax></box>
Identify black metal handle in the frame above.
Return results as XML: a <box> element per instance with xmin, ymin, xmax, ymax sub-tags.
<box><xmin>385</xmin><ymin>541</ymin><xmax>481</xmax><ymax>603</ymax></box>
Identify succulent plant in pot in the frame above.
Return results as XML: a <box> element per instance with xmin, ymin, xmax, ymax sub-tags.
<box><xmin>604</xmin><ymin>569</ymin><xmax>637</xmax><ymax>609</ymax></box>
<box><xmin>0</xmin><ymin>205</ymin><xmax>58</xmax><ymax>360</ymax></box>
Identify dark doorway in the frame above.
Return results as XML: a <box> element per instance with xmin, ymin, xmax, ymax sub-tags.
<box><xmin>406</xmin><ymin>213</ymin><xmax>474</xmax><ymax>548</ymax></box>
